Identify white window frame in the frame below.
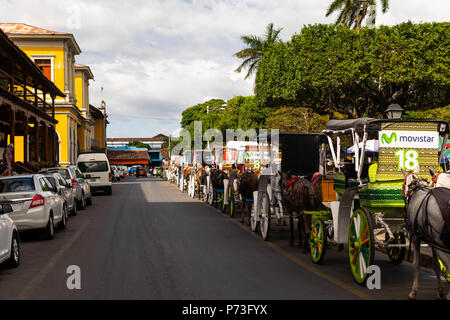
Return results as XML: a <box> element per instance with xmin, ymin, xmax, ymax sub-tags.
<box><xmin>31</xmin><ymin>55</ymin><xmax>55</xmax><ymax>82</ymax></box>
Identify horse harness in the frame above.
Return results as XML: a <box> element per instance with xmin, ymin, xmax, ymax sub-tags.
<box><xmin>404</xmin><ymin>176</ymin><xmax>450</xmax><ymax>253</ymax></box>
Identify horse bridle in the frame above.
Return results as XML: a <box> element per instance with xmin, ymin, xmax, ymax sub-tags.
<box><xmin>429</xmin><ymin>171</ymin><xmax>442</xmax><ymax>187</ymax></box>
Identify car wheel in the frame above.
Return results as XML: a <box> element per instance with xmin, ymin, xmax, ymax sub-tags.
<box><xmin>71</xmin><ymin>200</ymin><xmax>77</xmax><ymax>216</ymax></box>
<box><xmin>43</xmin><ymin>214</ymin><xmax>54</xmax><ymax>240</ymax></box>
<box><xmin>107</xmin><ymin>186</ymin><xmax>112</xmax><ymax>195</ymax></box>
<box><xmin>58</xmin><ymin>205</ymin><xmax>68</xmax><ymax>229</ymax></box>
<box><xmin>86</xmin><ymin>196</ymin><xmax>92</xmax><ymax>206</ymax></box>
<box><xmin>78</xmin><ymin>193</ymin><xmax>86</xmax><ymax>210</ymax></box>
<box><xmin>6</xmin><ymin>233</ymin><xmax>20</xmax><ymax>268</ymax></box>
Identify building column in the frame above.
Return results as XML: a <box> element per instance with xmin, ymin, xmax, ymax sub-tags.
<box><xmin>34</xmin><ymin>120</ymin><xmax>39</xmax><ymax>162</ymax></box>
<box><xmin>23</xmin><ymin>116</ymin><xmax>28</xmax><ymax>163</ymax></box>
<box><xmin>10</xmin><ymin>110</ymin><xmax>15</xmax><ymax>165</ymax></box>
<box><xmin>43</xmin><ymin>125</ymin><xmax>48</xmax><ymax>162</ymax></box>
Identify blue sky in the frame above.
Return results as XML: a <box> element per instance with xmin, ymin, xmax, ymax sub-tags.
<box><xmin>1</xmin><ymin>0</ymin><xmax>449</xmax><ymax>138</ymax></box>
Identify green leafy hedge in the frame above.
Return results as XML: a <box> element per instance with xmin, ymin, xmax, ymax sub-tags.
<box><xmin>255</xmin><ymin>22</ymin><xmax>450</xmax><ymax>118</ymax></box>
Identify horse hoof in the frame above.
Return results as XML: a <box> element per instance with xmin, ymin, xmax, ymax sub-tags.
<box><xmin>408</xmin><ymin>292</ymin><xmax>418</xmax><ymax>300</ymax></box>
<box><xmin>437</xmin><ymin>292</ymin><xmax>447</xmax><ymax>300</ymax></box>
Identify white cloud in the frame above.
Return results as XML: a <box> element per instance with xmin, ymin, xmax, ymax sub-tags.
<box><xmin>1</xmin><ymin>0</ymin><xmax>449</xmax><ymax>137</ymax></box>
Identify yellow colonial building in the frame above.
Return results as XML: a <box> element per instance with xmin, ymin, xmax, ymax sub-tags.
<box><xmin>0</xmin><ymin>23</ymin><xmax>107</xmax><ymax>165</ymax></box>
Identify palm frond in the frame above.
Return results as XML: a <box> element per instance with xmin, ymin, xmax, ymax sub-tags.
<box><xmin>233</xmin><ymin>48</ymin><xmax>261</xmax><ymax>59</ymax></box>
<box><xmin>326</xmin><ymin>0</ymin><xmax>347</xmax><ymax>16</ymax></box>
<box><xmin>380</xmin><ymin>0</ymin><xmax>389</xmax><ymax>13</ymax></box>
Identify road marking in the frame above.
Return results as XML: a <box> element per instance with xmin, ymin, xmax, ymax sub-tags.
<box><xmin>17</xmin><ymin>218</ymin><xmax>92</xmax><ymax>299</ymax></box>
<box><xmin>167</xmin><ymin>181</ymin><xmax>372</xmax><ymax>300</ymax></box>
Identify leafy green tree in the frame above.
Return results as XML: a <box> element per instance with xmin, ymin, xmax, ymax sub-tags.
<box><xmin>266</xmin><ymin>107</ymin><xmax>330</xmax><ymax>133</ymax></box>
<box><xmin>256</xmin><ymin>22</ymin><xmax>450</xmax><ymax>118</ymax></box>
<box><xmin>326</xmin><ymin>0</ymin><xmax>389</xmax><ymax>28</ymax></box>
<box><xmin>128</xmin><ymin>141</ymin><xmax>151</xmax><ymax>149</ymax></box>
<box><xmin>234</xmin><ymin>23</ymin><xmax>283</xmax><ymax>79</ymax></box>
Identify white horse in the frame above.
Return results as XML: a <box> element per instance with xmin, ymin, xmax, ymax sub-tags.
<box><xmin>403</xmin><ymin>168</ymin><xmax>450</xmax><ymax>299</ymax></box>
<box><xmin>429</xmin><ymin>170</ymin><xmax>450</xmax><ymax>188</ymax></box>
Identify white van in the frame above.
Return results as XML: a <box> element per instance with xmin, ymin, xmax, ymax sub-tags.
<box><xmin>77</xmin><ymin>153</ymin><xmax>112</xmax><ymax>195</ymax></box>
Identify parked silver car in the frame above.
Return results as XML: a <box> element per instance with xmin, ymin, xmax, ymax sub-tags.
<box><xmin>43</xmin><ymin>172</ymin><xmax>76</xmax><ymax>216</ymax></box>
<box><xmin>40</xmin><ymin>166</ymin><xmax>92</xmax><ymax>210</ymax></box>
<box><xmin>0</xmin><ymin>174</ymin><xmax>66</xmax><ymax>240</ymax></box>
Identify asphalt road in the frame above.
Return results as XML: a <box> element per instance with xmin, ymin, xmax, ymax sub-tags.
<box><xmin>0</xmin><ymin>176</ymin><xmax>446</xmax><ymax>300</ymax></box>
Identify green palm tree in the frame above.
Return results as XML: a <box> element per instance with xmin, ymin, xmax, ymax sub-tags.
<box><xmin>234</xmin><ymin>23</ymin><xmax>283</xmax><ymax>79</ymax></box>
<box><xmin>326</xmin><ymin>0</ymin><xmax>389</xmax><ymax>28</ymax></box>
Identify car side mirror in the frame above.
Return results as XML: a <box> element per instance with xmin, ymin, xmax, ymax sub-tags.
<box><xmin>52</xmin><ymin>186</ymin><xmax>58</xmax><ymax>193</ymax></box>
<box><xmin>0</xmin><ymin>204</ymin><xmax>13</xmax><ymax>215</ymax></box>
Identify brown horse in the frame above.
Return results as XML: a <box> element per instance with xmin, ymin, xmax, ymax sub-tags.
<box><xmin>237</xmin><ymin>170</ymin><xmax>259</xmax><ymax>224</ymax></box>
<box><xmin>210</xmin><ymin>169</ymin><xmax>229</xmax><ymax>208</ymax></box>
<box><xmin>279</xmin><ymin>171</ymin><xmax>320</xmax><ymax>250</ymax></box>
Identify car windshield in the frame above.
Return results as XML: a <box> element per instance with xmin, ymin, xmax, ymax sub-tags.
<box><xmin>47</xmin><ymin>169</ymin><xmax>70</xmax><ymax>179</ymax></box>
<box><xmin>78</xmin><ymin>161</ymin><xmax>109</xmax><ymax>172</ymax></box>
<box><xmin>0</xmin><ymin>177</ymin><xmax>35</xmax><ymax>193</ymax></box>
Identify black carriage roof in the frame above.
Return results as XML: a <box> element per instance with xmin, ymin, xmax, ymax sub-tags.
<box><xmin>257</xmin><ymin>132</ymin><xmax>326</xmax><ymax>144</ymax></box>
<box><xmin>324</xmin><ymin>118</ymin><xmax>449</xmax><ymax>134</ymax></box>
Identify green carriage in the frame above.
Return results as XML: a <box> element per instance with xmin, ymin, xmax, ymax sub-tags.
<box><xmin>316</xmin><ymin>118</ymin><xmax>449</xmax><ymax>284</ymax></box>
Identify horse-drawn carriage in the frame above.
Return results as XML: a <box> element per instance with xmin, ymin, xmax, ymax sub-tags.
<box><xmin>251</xmin><ymin>119</ymin><xmax>450</xmax><ymax>286</ymax></box>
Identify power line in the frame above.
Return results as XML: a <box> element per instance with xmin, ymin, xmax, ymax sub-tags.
<box><xmin>108</xmin><ymin>113</ymin><xmax>180</xmax><ymax>121</ymax></box>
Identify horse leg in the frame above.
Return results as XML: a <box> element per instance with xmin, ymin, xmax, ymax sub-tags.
<box><xmin>289</xmin><ymin>215</ymin><xmax>294</xmax><ymax>247</ymax></box>
<box><xmin>240</xmin><ymin>202</ymin><xmax>245</xmax><ymax>223</ymax></box>
<box><xmin>303</xmin><ymin>214</ymin><xmax>311</xmax><ymax>252</ymax></box>
<box><xmin>408</xmin><ymin>236</ymin><xmax>421</xmax><ymax>300</ymax></box>
<box><xmin>431</xmin><ymin>248</ymin><xmax>446</xmax><ymax>300</ymax></box>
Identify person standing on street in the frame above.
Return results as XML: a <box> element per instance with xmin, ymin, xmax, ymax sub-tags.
<box><xmin>2</xmin><ymin>143</ymin><xmax>14</xmax><ymax>176</ymax></box>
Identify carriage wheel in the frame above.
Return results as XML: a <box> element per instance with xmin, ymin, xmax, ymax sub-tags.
<box><xmin>219</xmin><ymin>193</ymin><xmax>226</xmax><ymax>213</ymax></box>
<box><xmin>228</xmin><ymin>185</ymin><xmax>234</xmax><ymax>217</ymax></box>
<box><xmin>250</xmin><ymin>201</ymin><xmax>259</xmax><ymax>232</ymax></box>
<box><xmin>260</xmin><ymin>192</ymin><xmax>271</xmax><ymax>241</ymax></box>
<box><xmin>385</xmin><ymin>232</ymin><xmax>406</xmax><ymax>265</ymax></box>
<box><xmin>438</xmin><ymin>258</ymin><xmax>450</xmax><ymax>283</ymax></box>
<box><xmin>348</xmin><ymin>207</ymin><xmax>375</xmax><ymax>285</ymax></box>
<box><xmin>203</xmin><ymin>187</ymin><xmax>208</xmax><ymax>203</ymax></box>
<box><xmin>310</xmin><ymin>219</ymin><xmax>327</xmax><ymax>264</ymax></box>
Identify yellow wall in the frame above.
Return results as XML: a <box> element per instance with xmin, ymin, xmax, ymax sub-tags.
<box><xmin>94</xmin><ymin>118</ymin><xmax>104</xmax><ymax>147</ymax></box>
<box><xmin>55</xmin><ymin>114</ymin><xmax>68</xmax><ymax>164</ymax></box>
<box><xmin>19</xmin><ymin>46</ymin><xmax>65</xmax><ymax>94</ymax></box>
<box><xmin>75</xmin><ymin>75</ymin><xmax>83</xmax><ymax>110</ymax></box>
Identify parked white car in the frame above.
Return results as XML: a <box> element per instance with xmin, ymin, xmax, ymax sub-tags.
<box><xmin>77</xmin><ymin>153</ymin><xmax>112</xmax><ymax>195</ymax></box>
<box><xmin>0</xmin><ymin>174</ymin><xmax>66</xmax><ymax>240</ymax></box>
<box><xmin>43</xmin><ymin>172</ymin><xmax>76</xmax><ymax>217</ymax></box>
<box><xmin>40</xmin><ymin>166</ymin><xmax>92</xmax><ymax>210</ymax></box>
<box><xmin>0</xmin><ymin>203</ymin><xmax>20</xmax><ymax>268</ymax></box>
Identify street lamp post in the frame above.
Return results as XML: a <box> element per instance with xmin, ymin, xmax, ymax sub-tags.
<box><xmin>384</xmin><ymin>104</ymin><xmax>405</xmax><ymax>119</ymax></box>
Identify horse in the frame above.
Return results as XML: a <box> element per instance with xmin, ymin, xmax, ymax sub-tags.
<box><xmin>236</xmin><ymin>170</ymin><xmax>259</xmax><ymax>224</ymax></box>
<box><xmin>209</xmin><ymin>169</ymin><xmax>229</xmax><ymax>208</ymax></box>
<box><xmin>429</xmin><ymin>169</ymin><xmax>450</xmax><ymax>188</ymax></box>
<box><xmin>402</xmin><ymin>168</ymin><xmax>450</xmax><ymax>300</ymax></box>
<box><xmin>279</xmin><ymin>171</ymin><xmax>320</xmax><ymax>250</ymax></box>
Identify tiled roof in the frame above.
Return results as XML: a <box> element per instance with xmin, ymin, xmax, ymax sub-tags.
<box><xmin>107</xmin><ymin>150</ymin><xmax>150</xmax><ymax>162</ymax></box>
<box><xmin>0</xmin><ymin>23</ymin><xmax>69</xmax><ymax>35</ymax></box>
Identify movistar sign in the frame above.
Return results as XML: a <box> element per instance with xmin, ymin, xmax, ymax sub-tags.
<box><xmin>379</xmin><ymin>130</ymin><xmax>439</xmax><ymax>149</ymax></box>
<box><xmin>381</xmin><ymin>132</ymin><xmax>397</xmax><ymax>144</ymax></box>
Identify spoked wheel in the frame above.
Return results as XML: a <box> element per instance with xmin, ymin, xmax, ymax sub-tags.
<box><xmin>310</xmin><ymin>219</ymin><xmax>327</xmax><ymax>264</ymax></box>
<box><xmin>219</xmin><ymin>193</ymin><xmax>226</xmax><ymax>213</ymax></box>
<box><xmin>250</xmin><ymin>201</ymin><xmax>259</xmax><ymax>232</ymax></box>
<box><xmin>202</xmin><ymin>186</ymin><xmax>208</xmax><ymax>203</ymax></box>
<box><xmin>385</xmin><ymin>232</ymin><xmax>406</xmax><ymax>265</ymax></box>
<box><xmin>228</xmin><ymin>185</ymin><xmax>234</xmax><ymax>217</ymax></box>
<box><xmin>348</xmin><ymin>207</ymin><xmax>375</xmax><ymax>285</ymax></box>
<box><xmin>438</xmin><ymin>257</ymin><xmax>450</xmax><ymax>283</ymax></box>
<box><xmin>260</xmin><ymin>192</ymin><xmax>271</xmax><ymax>241</ymax></box>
